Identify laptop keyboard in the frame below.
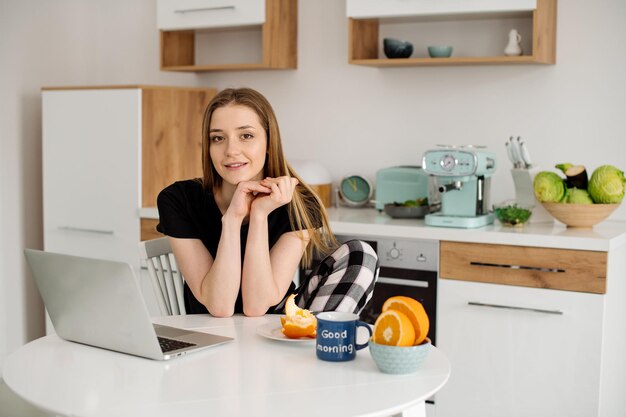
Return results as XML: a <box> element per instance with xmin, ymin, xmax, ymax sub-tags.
<box><xmin>158</xmin><ymin>336</ymin><xmax>197</xmax><ymax>353</ymax></box>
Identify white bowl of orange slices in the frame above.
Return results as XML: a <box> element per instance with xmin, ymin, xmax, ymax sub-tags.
<box><xmin>369</xmin><ymin>296</ymin><xmax>431</xmax><ymax>374</ymax></box>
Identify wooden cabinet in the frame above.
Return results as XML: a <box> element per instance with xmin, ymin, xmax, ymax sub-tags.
<box><xmin>140</xmin><ymin>87</ymin><xmax>215</xmax><ymax>206</ymax></box>
<box><xmin>42</xmin><ymin>86</ymin><xmax>215</xmax><ymax>323</ymax></box>
<box><xmin>347</xmin><ymin>0</ymin><xmax>556</xmax><ymax>66</ymax></box>
<box><xmin>158</xmin><ymin>0</ymin><xmax>297</xmax><ymax>72</ymax></box>
<box><xmin>436</xmin><ymin>240</ymin><xmax>624</xmax><ymax>417</ymax></box>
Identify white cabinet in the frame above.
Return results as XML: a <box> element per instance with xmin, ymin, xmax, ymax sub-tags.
<box><xmin>157</xmin><ymin>0</ymin><xmax>265</xmax><ymax>31</ymax></box>
<box><xmin>437</xmin><ymin>279</ymin><xmax>603</xmax><ymax>417</ymax></box>
<box><xmin>43</xmin><ymin>89</ymin><xmax>141</xmax><ymax>267</ymax></box>
<box><xmin>42</xmin><ymin>86</ymin><xmax>216</xmax><ymax>330</ymax></box>
<box><xmin>347</xmin><ymin>0</ymin><xmax>537</xmax><ymax>19</ymax></box>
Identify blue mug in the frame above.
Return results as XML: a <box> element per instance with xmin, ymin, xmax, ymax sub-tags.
<box><xmin>316</xmin><ymin>312</ymin><xmax>372</xmax><ymax>362</ymax></box>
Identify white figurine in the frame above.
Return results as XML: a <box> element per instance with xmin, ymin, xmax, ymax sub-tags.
<box><xmin>504</xmin><ymin>29</ymin><xmax>523</xmax><ymax>56</ymax></box>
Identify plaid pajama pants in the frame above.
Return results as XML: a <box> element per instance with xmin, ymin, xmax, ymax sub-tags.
<box><xmin>294</xmin><ymin>240</ymin><xmax>380</xmax><ymax>314</ymax></box>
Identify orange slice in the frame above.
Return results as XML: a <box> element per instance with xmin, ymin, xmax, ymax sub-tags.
<box><xmin>284</xmin><ymin>293</ymin><xmax>299</xmax><ymax>317</ymax></box>
<box><xmin>382</xmin><ymin>296</ymin><xmax>430</xmax><ymax>345</ymax></box>
<box><xmin>372</xmin><ymin>309</ymin><xmax>415</xmax><ymax>346</ymax></box>
<box><xmin>281</xmin><ymin>295</ymin><xmax>317</xmax><ymax>339</ymax></box>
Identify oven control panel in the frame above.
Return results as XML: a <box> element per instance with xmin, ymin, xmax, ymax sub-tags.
<box><xmin>334</xmin><ymin>235</ymin><xmax>439</xmax><ymax>271</ymax></box>
<box><xmin>377</xmin><ymin>238</ymin><xmax>438</xmax><ymax>271</ymax></box>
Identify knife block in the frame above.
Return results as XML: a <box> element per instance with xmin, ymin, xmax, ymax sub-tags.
<box><xmin>510</xmin><ymin>168</ymin><xmax>552</xmax><ymax>223</ymax></box>
<box><xmin>511</xmin><ymin>168</ymin><xmax>536</xmax><ymax>206</ymax></box>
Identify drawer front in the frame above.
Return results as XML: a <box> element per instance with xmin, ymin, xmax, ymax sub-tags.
<box><xmin>346</xmin><ymin>0</ymin><xmax>536</xmax><ymax>19</ymax></box>
<box><xmin>440</xmin><ymin>241</ymin><xmax>607</xmax><ymax>294</ymax></box>
<box><xmin>158</xmin><ymin>0</ymin><xmax>265</xmax><ymax>30</ymax></box>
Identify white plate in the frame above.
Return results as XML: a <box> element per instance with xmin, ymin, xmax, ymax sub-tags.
<box><xmin>256</xmin><ymin>322</ymin><xmax>315</xmax><ymax>343</ymax></box>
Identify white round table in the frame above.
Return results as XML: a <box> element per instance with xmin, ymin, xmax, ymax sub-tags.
<box><xmin>3</xmin><ymin>315</ymin><xmax>450</xmax><ymax>417</ymax></box>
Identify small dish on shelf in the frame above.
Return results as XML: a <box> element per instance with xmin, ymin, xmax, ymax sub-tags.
<box><xmin>427</xmin><ymin>46</ymin><xmax>453</xmax><ymax>58</ymax></box>
<box><xmin>383</xmin><ymin>38</ymin><xmax>414</xmax><ymax>59</ymax></box>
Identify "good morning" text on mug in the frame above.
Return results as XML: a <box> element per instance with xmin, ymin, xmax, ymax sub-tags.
<box><xmin>315</xmin><ymin>312</ymin><xmax>372</xmax><ymax>362</ymax></box>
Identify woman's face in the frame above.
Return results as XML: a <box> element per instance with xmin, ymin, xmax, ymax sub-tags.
<box><xmin>208</xmin><ymin>104</ymin><xmax>268</xmax><ymax>187</ymax></box>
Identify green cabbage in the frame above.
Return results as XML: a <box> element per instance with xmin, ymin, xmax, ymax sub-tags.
<box><xmin>533</xmin><ymin>171</ymin><xmax>566</xmax><ymax>203</ymax></box>
<box><xmin>566</xmin><ymin>188</ymin><xmax>593</xmax><ymax>204</ymax></box>
<box><xmin>588</xmin><ymin>165</ymin><xmax>625</xmax><ymax>204</ymax></box>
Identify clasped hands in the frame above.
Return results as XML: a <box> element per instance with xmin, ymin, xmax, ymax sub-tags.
<box><xmin>227</xmin><ymin>176</ymin><xmax>299</xmax><ymax>221</ymax></box>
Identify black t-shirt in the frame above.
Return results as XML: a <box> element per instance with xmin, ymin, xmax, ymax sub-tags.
<box><xmin>156</xmin><ymin>179</ymin><xmax>297</xmax><ymax>314</ymax></box>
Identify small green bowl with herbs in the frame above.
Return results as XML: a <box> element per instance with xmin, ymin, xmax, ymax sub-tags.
<box><xmin>493</xmin><ymin>200</ymin><xmax>534</xmax><ymax>227</ymax></box>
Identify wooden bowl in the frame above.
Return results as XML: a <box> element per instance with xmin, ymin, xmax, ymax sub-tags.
<box><xmin>541</xmin><ymin>203</ymin><xmax>620</xmax><ymax>228</ymax></box>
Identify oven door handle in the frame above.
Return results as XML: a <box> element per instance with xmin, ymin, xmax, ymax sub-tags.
<box><xmin>377</xmin><ymin>277</ymin><xmax>429</xmax><ymax>288</ymax></box>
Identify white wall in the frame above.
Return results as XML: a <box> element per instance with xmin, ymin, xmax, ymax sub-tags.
<box><xmin>1</xmin><ymin>0</ymin><xmax>625</xmax><ymax>369</ymax></box>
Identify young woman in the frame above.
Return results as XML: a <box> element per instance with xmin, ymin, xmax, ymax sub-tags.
<box><xmin>156</xmin><ymin>88</ymin><xmax>378</xmax><ymax>317</ymax></box>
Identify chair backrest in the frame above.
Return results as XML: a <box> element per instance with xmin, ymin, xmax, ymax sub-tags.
<box><xmin>138</xmin><ymin>237</ymin><xmax>186</xmax><ymax>315</ymax></box>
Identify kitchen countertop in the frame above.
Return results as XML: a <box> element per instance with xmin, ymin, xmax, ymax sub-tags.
<box><xmin>139</xmin><ymin>207</ymin><xmax>626</xmax><ymax>252</ymax></box>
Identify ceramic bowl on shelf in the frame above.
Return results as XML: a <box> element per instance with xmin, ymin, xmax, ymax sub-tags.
<box><xmin>493</xmin><ymin>199</ymin><xmax>534</xmax><ymax>227</ymax></box>
<box><xmin>541</xmin><ymin>202</ymin><xmax>620</xmax><ymax>228</ymax></box>
<box><xmin>383</xmin><ymin>38</ymin><xmax>414</xmax><ymax>59</ymax></box>
<box><xmin>427</xmin><ymin>46</ymin><xmax>453</xmax><ymax>58</ymax></box>
<box><xmin>369</xmin><ymin>338</ymin><xmax>431</xmax><ymax>374</ymax></box>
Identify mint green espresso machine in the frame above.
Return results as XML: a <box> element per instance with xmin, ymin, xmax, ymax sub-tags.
<box><xmin>422</xmin><ymin>147</ymin><xmax>497</xmax><ymax>228</ymax></box>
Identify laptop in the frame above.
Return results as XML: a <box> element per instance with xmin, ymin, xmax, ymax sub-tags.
<box><xmin>24</xmin><ymin>249</ymin><xmax>233</xmax><ymax>360</ymax></box>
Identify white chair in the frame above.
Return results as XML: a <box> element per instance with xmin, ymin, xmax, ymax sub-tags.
<box><xmin>139</xmin><ymin>237</ymin><xmax>186</xmax><ymax>315</ymax></box>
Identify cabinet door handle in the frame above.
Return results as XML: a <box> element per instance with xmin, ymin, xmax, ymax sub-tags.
<box><xmin>174</xmin><ymin>5</ymin><xmax>236</xmax><ymax>14</ymax></box>
<box><xmin>58</xmin><ymin>226</ymin><xmax>114</xmax><ymax>235</ymax></box>
<box><xmin>378</xmin><ymin>277</ymin><xmax>428</xmax><ymax>288</ymax></box>
<box><xmin>468</xmin><ymin>301</ymin><xmax>563</xmax><ymax>315</ymax></box>
<box><xmin>469</xmin><ymin>261</ymin><xmax>565</xmax><ymax>273</ymax></box>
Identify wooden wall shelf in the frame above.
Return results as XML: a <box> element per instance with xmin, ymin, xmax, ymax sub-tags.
<box><xmin>160</xmin><ymin>0</ymin><xmax>297</xmax><ymax>72</ymax></box>
<box><xmin>348</xmin><ymin>0</ymin><xmax>556</xmax><ymax>67</ymax></box>
<box><xmin>350</xmin><ymin>55</ymin><xmax>542</xmax><ymax>67</ymax></box>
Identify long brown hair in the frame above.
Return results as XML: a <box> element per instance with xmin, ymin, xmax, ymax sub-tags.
<box><xmin>201</xmin><ymin>88</ymin><xmax>337</xmax><ymax>266</ymax></box>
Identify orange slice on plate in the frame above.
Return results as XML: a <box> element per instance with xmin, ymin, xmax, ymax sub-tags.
<box><xmin>281</xmin><ymin>295</ymin><xmax>317</xmax><ymax>339</ymax></box>
<box><xmin>382</xmin><ymin>296</ymin><xmax>430</xmax><ymax>345</ymax></box>
<box><xmin>372</xmin><ymin>309</ymin><xmax>415</xmax><ymax>346</ymax></box>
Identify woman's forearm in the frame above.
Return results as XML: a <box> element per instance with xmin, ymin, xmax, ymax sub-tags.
<box><xmin>241</xmin><ymin>213</ymin><xmax>281</xmax><ymax>316</ymax></box>
<box><xmin>200</xmin><ymin>215</ymin><xmax>243</xmax><ymax>317</ymax></box>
